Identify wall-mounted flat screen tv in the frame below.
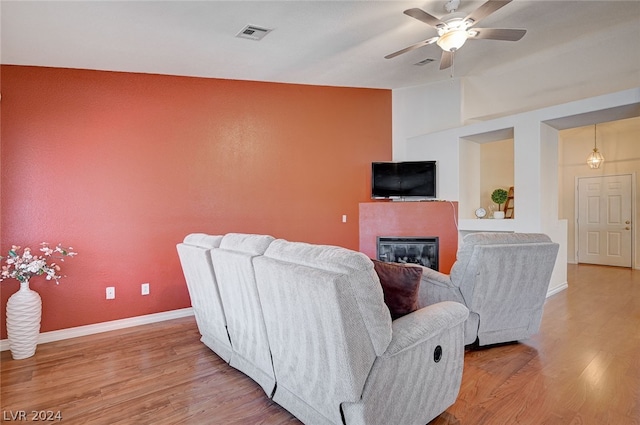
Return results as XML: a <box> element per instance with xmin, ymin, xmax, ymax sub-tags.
<box><xmin>371</xmin><ymin>161</ymin><xmax>436</xmax><ymax>199</ymax></box>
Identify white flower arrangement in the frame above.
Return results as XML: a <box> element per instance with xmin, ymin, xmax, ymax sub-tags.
<box><xmin>1</xmin><ymin>243</ymin><xmax>77</xmax><ymax>284</ymax></box>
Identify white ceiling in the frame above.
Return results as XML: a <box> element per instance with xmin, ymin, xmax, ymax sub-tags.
<box><xmin>2</xmin><ymin>0</ymin><xmax>640</xmax><ymax>90</ymax></box>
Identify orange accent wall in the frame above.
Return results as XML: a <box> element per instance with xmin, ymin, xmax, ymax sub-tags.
<box><xmin>359</xmin><ymin>201</ymin><xmax>459</xmax><ymax>274</ymax></box>
<box><xmin>0</xmin><ymin>66</ymin><xmax>391</xmax><ymax>338</ymax></box>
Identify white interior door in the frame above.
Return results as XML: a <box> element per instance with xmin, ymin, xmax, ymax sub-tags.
<box><xmin>577</xmin><ymin>174</ymin><xmax>632</xmax><ymax>267</ymax></box>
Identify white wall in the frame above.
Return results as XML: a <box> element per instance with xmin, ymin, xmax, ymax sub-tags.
<box><xmin>403</xmin><ymin>126</ymin><xmax>461</xmax><ymax>202</ymax></box>
<box><xmin>459</xmin><ymin>139</ymin><xmax>480</xmax><ymax>215</ymax></box>
<box><xmin>540</xmin><ymin>122</ymin><xmax>568</xmax><ymax>292</ymax></box>
<box><xmin>399</xmin><ymin>88</ymin><xmax>640</xmax><ymax>294</ymax></box>
<box><xmin>392</xmin><ymin>78</ymin><xmax>462</xmax><ymax>161</ymax></box>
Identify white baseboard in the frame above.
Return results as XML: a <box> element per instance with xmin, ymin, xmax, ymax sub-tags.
<box><xmin>0</xmin><ymin>308</ymin><xmax>194</xmax><ymax>352</ymax></box>
<box><xmin>546</xmin><ymin>282</ymin><xmax>568</xmax><ymax>298</ymax></box>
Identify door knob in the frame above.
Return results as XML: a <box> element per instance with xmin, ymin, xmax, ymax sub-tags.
<box><xmin>626</xmin><ymin>221</ymin><xmax>631</xmax><ymax>224</ymax></box>
<box><xmin>626</xmin><ymin>227</ymin><xmax>631</xmax><ymax>230</ymax></box>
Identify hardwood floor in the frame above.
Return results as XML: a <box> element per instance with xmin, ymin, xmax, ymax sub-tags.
<box><xmin>433</xmin><ymin>264</ymin><xmax>640</xmax><ymax>425</ymax></box>
<box><xmin>1</xmin><ymin>264</ymin><xmax>638</xmax><ymax>424</ymax></box>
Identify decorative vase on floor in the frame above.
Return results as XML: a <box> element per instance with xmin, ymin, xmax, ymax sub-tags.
<box><xmin>6</xmin><ymin>280</ymin><xmax>42</xmax><ymax>360</ymax></box>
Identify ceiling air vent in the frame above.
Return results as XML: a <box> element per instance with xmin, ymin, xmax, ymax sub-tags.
<box><xmin>236</xmin><ymin>25</ymin><xmax>273</xmax><ymax>41</ymax></box>
<box><xmin>414</xmin><ymin>58</ymin><xmax>435</xmax><ymax>66</ymax></box>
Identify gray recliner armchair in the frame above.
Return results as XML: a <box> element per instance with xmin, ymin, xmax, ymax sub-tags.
<box><xmin>418</xmin><ymin>232</ymin><xmax>559</xmax><ymax>346</ymax></box>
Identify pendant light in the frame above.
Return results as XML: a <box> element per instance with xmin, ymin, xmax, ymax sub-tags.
<box><xmin>586</xmin><ymin>124</ymin><xmax>604</xmax><ymax>169</ymax></box>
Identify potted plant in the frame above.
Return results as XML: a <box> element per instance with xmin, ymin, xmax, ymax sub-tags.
<box><xmin>491</xmin><ymin>188</ymin><xmax>508</xmax><ymax>219</ymax></box>
<box><xmin>1</xmin><ymin>243</ymin><xmax>77</xmax><ymax>359</ymax></box>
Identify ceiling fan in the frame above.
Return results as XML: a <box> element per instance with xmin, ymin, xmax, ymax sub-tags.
<box><xmin>385</xmin><ymin>0</ymin><xmax>526</xmax><ymax>70</ymax></box>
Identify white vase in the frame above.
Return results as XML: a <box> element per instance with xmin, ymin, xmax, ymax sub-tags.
<box><xmin>6</xmin><ymin>280</ymin><xmax>42</xmax><ymax>359</ymax></box>
<box><xmin>493</xmin><ymin>211</ymin><xmax>505</xmax><ymax>219</ymax></box>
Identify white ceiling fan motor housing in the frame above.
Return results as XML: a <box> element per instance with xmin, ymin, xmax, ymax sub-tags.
<box><xmin>444</xmin><ymin>0</ymin><xmax>461</xmax><ymax>13</ymax></box>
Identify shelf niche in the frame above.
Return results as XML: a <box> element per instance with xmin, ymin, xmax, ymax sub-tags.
<box><xmin>459</xmin><ymin>127</ymin><xmax>514</xmax><ymax>222</ymax></box>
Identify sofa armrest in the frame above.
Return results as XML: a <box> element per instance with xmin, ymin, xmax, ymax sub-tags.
<box><xmin>417</xmin><ymin>267</ymin><xmax>465</xmax><ymax>308</ymax></box>
<box><xmin>383</xmin><ymin>301</ymin><xmax>468</xmax><ymax>357</ymax></box>
<box><xmin>341</xmin><ymin>301</ymin><xmax>468</xmax><ymax>425</ymax></box>
<box><xmin>419</xmin><ymin>265</ymin><xmax>455</xmax><ymax>287</ymax></box>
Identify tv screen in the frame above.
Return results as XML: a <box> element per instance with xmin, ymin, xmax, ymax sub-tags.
<box><xmin>371</xmin><ymin>161</ymin><xmax>436</xmax><ymax>199</ymax></box>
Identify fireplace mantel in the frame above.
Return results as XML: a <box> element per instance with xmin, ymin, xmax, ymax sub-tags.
<box><xmin>359</xmin><ymin>201</ymin><xmax>459</xmax><ymax>274</ymax></box>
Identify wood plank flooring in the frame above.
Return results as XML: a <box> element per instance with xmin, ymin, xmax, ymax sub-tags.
<box><xmin>1</xmin><ymin>264</ymin><xmax>639</xmax><ymax>424</ymax></box>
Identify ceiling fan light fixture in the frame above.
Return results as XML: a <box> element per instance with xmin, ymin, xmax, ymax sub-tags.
<box><xmin>437</xmin><ymin>29</ymin><xmax>468</xmax><ymax>52</ymax></box>
<box><xmin>387</xmin><ymin>2</ymin><xmax>526</xmax><ymax>67</ymax></box>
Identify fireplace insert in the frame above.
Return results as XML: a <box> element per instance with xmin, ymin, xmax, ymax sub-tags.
<box><xmin>376</xmin><ymin>236</ymin><xmax>439</xmax><ymax>271</ymax></box>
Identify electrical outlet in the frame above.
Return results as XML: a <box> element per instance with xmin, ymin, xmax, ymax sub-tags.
<box><xmin>342</xmin><ymin>214</ymin><xmax>347</xmax><ymax>223</ymax></box>
<box><xmin>141</xmin><ymin>283</ymin><xmax>150</xmax><ymax>296</ymax></box>
<box><xmin>106</xmin><ymin>287</ymin><xmax>115</xmax><ymax>300</ymax></box>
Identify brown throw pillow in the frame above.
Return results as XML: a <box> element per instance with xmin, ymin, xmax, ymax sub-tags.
<box><xmin>372</xmin><ymin>260</ymin><xmax>422</xmax><ymax>319</ymax></box>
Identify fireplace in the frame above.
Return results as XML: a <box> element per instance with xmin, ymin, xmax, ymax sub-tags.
<box><xmin>376</xmin><ymin>236</ymin><xmax>439</xmax><ymax>271</ymax></box>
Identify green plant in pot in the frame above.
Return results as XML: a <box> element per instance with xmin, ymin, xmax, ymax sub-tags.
<box><xmin>491</xmin><ymin>188</ymin><xmax>508</xmax><ymax>219</ymax></box>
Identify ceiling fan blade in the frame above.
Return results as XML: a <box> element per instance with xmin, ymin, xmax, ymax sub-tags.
<box><xmin>464</xmin><ymin>0</ymin><xmax>512</xmax><ymax>26</ymax></box>
<box><xmin>404</xmin><ymin>8</ymin><xmax>446</xmax><ymax>29</ymax></box>
<box><xmin>439</xmin><ymin>51</ymin><xmax>454</xmax><ymax>70</ymax></box>
<box><xmin>384</xmin><ymin>37</ymin><xmax>439</xmax><ymax>59</ymax></box>
<box><xmin>470</xmin><ymin>28</ymin><xmax>526</xmax><ymax>41</ymax></box>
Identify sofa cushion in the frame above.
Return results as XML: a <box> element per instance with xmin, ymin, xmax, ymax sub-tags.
<box><xmin>372</xmin><ymin>260</ymin><xmax>422</xmax><ymax>319</ymax></box>
<box><xmin>219</xmin><ymin>233</ymin><xmax>274</xmax><ymax>255</ymax></box>
<box><xmin>183</xmin><ymin>233</ymin><xmax>223</xmax><ymax>249</ymax></box>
